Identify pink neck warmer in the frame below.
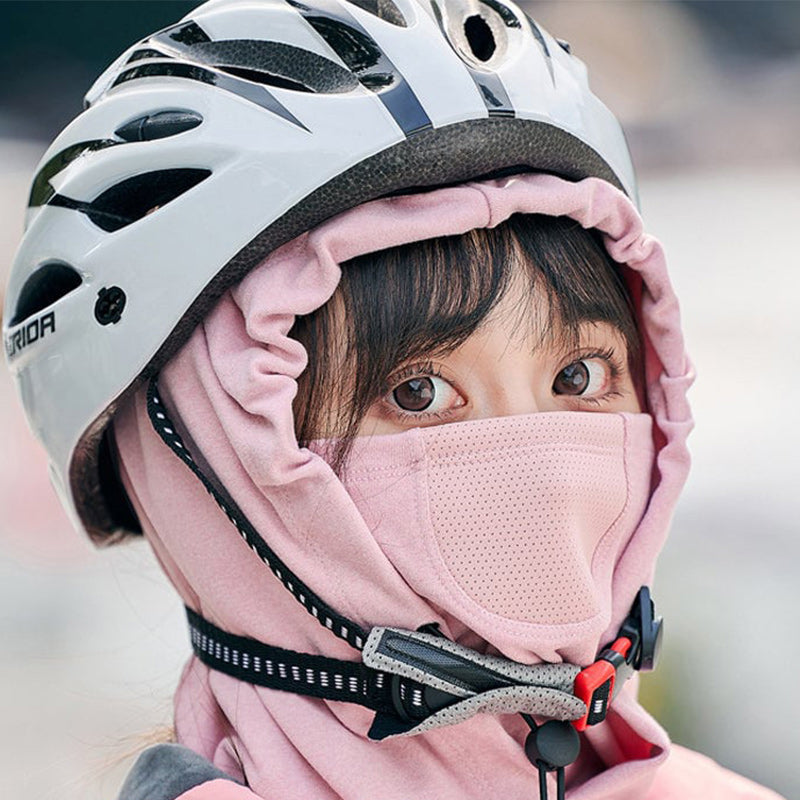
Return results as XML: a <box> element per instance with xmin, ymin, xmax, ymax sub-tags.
<box><xmin>114</xmin><ymin>174</ymin><xmax>694</xmax><ymax>799</ymax></box>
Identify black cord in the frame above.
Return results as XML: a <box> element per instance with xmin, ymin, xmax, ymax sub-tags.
<box><xmin>522</xmin><ymin>713</ymin><xmax>537</xmax><ymax>730</ymax></box>
<box><xmin>524</xmin><ymin>715</ymin><xmax>549</xmax><ymax>800</ymax></box>
<box><xmin>537</xmin><ymin>762</ymin><xmax>548</xmax><ymax>800</ymax></box>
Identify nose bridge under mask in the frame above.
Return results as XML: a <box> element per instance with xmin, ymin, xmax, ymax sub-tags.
<box><xmin>332</xmin><ymin>411</ymin><xmax>655</xmax><ymax>659</ymax></box>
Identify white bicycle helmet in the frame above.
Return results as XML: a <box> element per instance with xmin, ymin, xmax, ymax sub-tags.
<box><xmin>3</xmin><ymin>0</ymin><xmax>637</xmax><ymax>542</ymax></box>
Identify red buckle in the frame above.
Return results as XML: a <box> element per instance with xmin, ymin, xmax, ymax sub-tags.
<box><xmin>572</xmin><ymin>637</ymin><xmax>632</xmax><ymax>731</ymax></box>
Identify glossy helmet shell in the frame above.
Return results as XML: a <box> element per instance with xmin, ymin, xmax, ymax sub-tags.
<box><xmin>3</xmin><ymin>0</ymin><xmax>637</xmax><ymax>542</ymax></box>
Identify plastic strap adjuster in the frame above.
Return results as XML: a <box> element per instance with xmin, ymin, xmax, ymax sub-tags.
<box><xmin>571</xmin><ymin>586</ymin><xmax>663</xmax><ymax>731</ymax></box>
<box><xmin>572</xmin><ymin>637</ymin><xmax>633</xmax><ymax>731</ymax></box>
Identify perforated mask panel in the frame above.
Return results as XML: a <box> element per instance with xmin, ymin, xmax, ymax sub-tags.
<box><xmin>422</xmin><ymin>414</ymin><xmax>629</xmax><ymax>624</ymax></box>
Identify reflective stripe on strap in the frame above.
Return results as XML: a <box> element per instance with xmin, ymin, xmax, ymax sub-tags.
<box><xmin>187</xmin><ymin>606</ymin><xmax>397</xmax><ymax>711</ymax></box>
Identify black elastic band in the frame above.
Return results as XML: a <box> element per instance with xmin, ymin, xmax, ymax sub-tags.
<box><xmin>147</xmin><ymin>378</ymin><xmax>368</xmax><ymax>651</ymax></box>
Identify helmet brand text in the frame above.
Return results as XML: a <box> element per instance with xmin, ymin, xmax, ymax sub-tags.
<box><xmin>4</xmin><ymin>312</ymin><xmax>56</xmax><ymax>360</ymax></box>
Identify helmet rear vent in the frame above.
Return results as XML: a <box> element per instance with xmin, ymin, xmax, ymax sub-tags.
<box><xmin>217</xmin><ymin>65</ymin><xmax>313</xmax><ymax>92</ymax></box>
<box><xmin>346</xmin><ymin>0</ymin><xmax>407</xmax><ymax>27</ymax></box>
<box><xmin>464</xmin><ymin>14</ymin><xmax>496</xmax><ymax>62</ymax></box>
<box><xmin>190</xmin><ymin>41</ymin><xmax>360</xmax><ymax>94</ymax></box>
<box><xmin>10</xmin><ymin>262</ymin><xmax>82</xmax><ymax>326</ymax></box>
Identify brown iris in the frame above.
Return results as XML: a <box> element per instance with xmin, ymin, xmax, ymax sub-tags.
<box><xmin>553</xmin><ymin>362</ymin><xmax>589</xmax><ymax>395</ymax></box>
<box><xmin>392</xmin><ymin>377</ymin><xmax>436</xmax><ymax>411</ymax></box>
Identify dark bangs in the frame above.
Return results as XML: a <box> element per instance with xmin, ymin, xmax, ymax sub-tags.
<box><xmin>290</xmin><ymin>214</ymin><xmax>640</xmax><ymax>470</ymax></box>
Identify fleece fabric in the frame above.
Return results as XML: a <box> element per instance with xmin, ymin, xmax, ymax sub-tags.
<box><xmin>112</xmin><ymin>173</ymin><xmax>776</xmax><ymax>799</ymax></box>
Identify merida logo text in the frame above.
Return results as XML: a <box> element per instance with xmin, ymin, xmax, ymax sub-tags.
<box><xmin>4</xmin><ymin>312</ymin><xmax>56</xmax><ymax>359</ymax></box>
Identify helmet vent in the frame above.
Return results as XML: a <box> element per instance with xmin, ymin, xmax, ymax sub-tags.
<box><xmin>127</xmin><ymin>48</ymin><xmax>174</xmax><ymax>64</ymax></box>
<box><xmin>29</xmin><ymin>139</ymin><xmax>118</xmax><ymax>208</ymax></box>
<box><xmin>49</xmin><ymin>168</ymin><xmax>212</xmax><ymax>233</ymax></box>
<box><xmin>479</xmin><ymin>0</ymin><xmax>521</xmax><ymax>29</ymax></box>
<box><xmin>217</xmin><ymin>66</ymin><xmax>313</xmax><ymax>92</ymax></box>
<box><xmin>190</xmin><ymin>41</ymin><xmax>359</xmax><ymax>94</ymax></box>
<box><xmin>10</xmin><ymin>262</ymin><xmax>82</xmax><ymax>326</ymax></box>
<box><xmin>288</xmin><ymin>10</ymin><xmax>396</xmax><ymax>92</ymax></box>
<box><xmin>87</xmin><ymin>168</ymin><xmax>211</xmax><ymax>232</ymax></box>
<box><xmin>115</xmin><ymin>110</ymin><xmax>203</xmax><ymax>142</ymax></box>
<box><xmin>346</xmin><ymin>0</ymin><xmax>407</xmax><ymax>27</ymax></box>
<box><xmin>464</xmin><ymin>15</ymin><xmax>496</xmax><ymax>62</ymax></box>
<box><xmin>112</xmin><ymin>62</ymin><xmax>309</xmax><ymax>129</ymax></box>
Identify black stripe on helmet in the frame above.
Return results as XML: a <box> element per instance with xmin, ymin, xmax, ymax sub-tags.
<box><xmin>525</xmin><ymin>16</ymin><xmax>554</xmax><ymax>85</ymax></box>
<box><xmin>287</xmin><ymin>0</ymin><xmax>432</xmax><ymax>136</ymax></box>
<box><xmin>113</xmin><ymin>62</ymin><xmax>309</xmax><ymax>131</ymax></box>
<box><xmin>473</xmin><ymin>72</ymin><xmax>514</xmax><ymax>117</ymax></box>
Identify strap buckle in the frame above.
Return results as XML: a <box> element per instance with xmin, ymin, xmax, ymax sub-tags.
<box><xmin>572</xmin><ymin>636</ymin><xmax>633</xmax><ymax>731</ymax></box>
<box><xmin>572</xmin><ymin>587</ymin><xmax>663</xmax><ymax>731</ymax></box>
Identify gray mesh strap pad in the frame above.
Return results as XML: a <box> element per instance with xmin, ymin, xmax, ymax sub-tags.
<box><xmin>363</xmin><ymin>627</ymin><xmax>584</xmax><ymax>736</ymax></box>
<box><xmin>409</xmin><ymin>684</ymin><xmax>585</xmax><ymax>736</ymax></box>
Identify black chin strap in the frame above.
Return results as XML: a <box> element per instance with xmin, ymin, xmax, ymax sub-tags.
<box><xmin>147</xmin><ymin>377</ymin><xmax>663</xmax><ymax>794</ymax></box>
<box><xmin>187</xmin><ymin>606</ymin><xmax>398</xmax><ymax>714</ymax></box>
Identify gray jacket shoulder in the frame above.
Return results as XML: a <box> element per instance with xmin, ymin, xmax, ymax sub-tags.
<box><xmin>117</xmin><ymin>743</ymin><xmax>241</xmax><ymax>800</ymax></box>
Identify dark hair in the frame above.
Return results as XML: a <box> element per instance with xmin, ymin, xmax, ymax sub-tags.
<box><xmin>290</xmin><ymin>214</ymin><xmax>641</xmax><ymax>470</ymax></box>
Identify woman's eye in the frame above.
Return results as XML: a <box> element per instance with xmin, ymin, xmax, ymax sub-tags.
<box><xmin>390</xmin><ymin>375</ymin><xmax>463</xmax><ymax>415</ymax></box>
<box><xmin>393</xmin><ymin>377</ymin><xmax>436</xmax><ymax>411</ymax></box>
<box><xmin>552</xmin><ymin>359</ymin><xmax>608</xmax><ymax>397</ymax></box>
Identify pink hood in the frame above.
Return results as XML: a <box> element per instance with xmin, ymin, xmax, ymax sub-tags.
<box><xmin>114</xmin><ymin>174</ymin><xmax>695</xmax><ymax>798</ymax></box>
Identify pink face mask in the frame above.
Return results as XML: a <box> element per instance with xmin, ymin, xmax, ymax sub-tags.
<box><xmin>312</xmin><ymin>409</ymin><xmax>655</xmax><ymax>664</ymax></box>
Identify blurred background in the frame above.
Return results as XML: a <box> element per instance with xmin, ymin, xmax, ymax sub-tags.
<box><xmin>1</xmin><ymin>1</ymin><xmax>798</xmax><ymax>798</ymax></box>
